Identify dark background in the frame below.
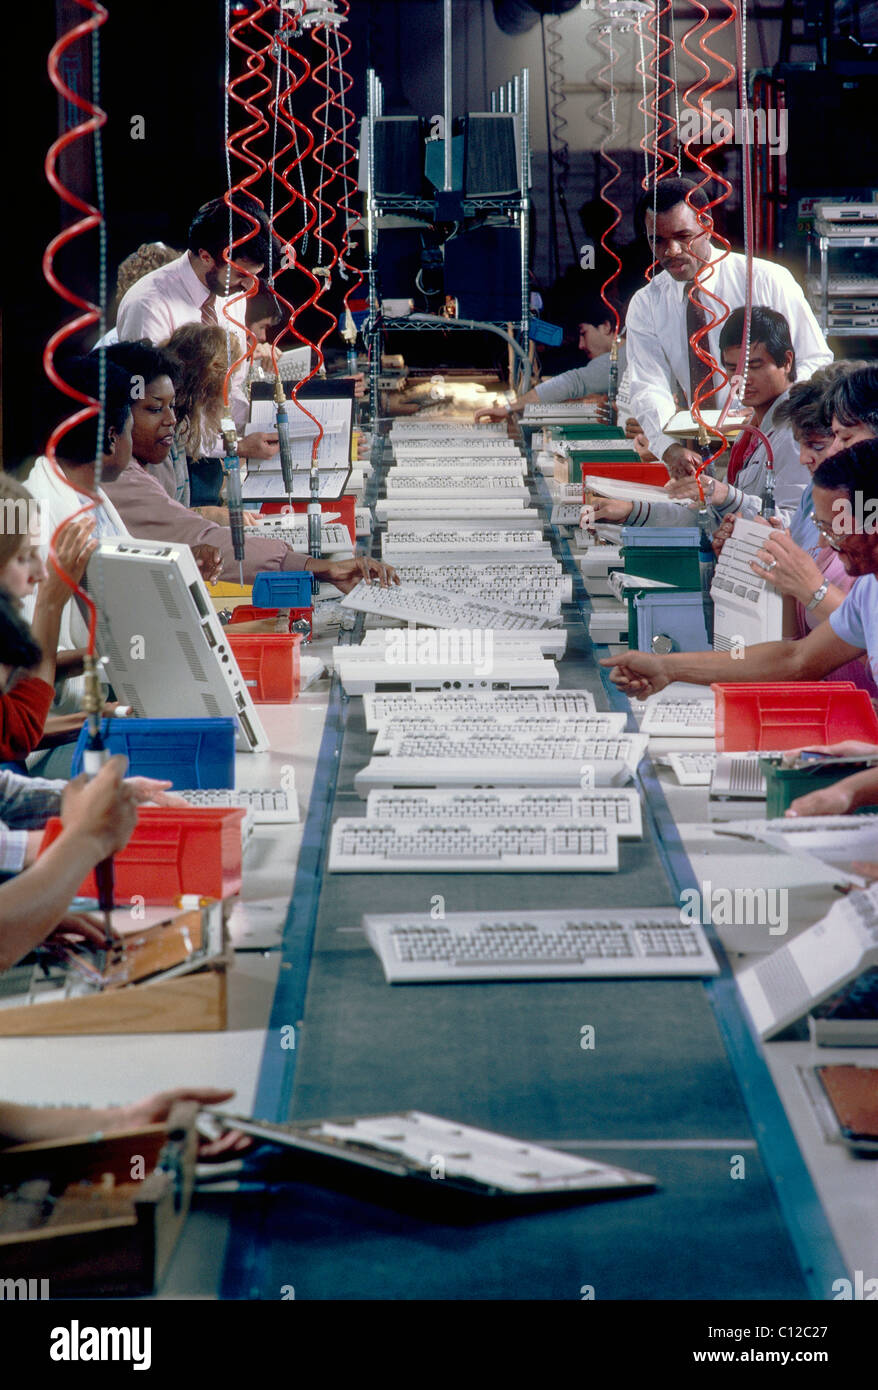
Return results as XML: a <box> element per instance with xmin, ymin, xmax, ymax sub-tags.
<box><xmin>3</xmin><ymin>1</ymin><xmax>878</xmax><ymax>471</ymax></box>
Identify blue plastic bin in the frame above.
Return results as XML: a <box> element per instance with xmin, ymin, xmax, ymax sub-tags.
<box><xmin>251</xmin><ymin>571</ymin><xmax>313</xmax><ymax>609</ymax></box>
<box><xmin>71</xmin><ymin>717</ymin><xmax>237</xmax><ymax>789</ymax></box>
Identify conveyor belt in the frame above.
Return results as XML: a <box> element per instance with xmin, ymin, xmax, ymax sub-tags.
<box><xmin>221</xmin><ymin>431</ymin><xmax>837</xmax><ymax>1301</ymax></box>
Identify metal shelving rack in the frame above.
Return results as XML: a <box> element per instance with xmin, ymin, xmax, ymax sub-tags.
<box><xmin>806</xmin><ymin>220</ymin><xmax>878</xmax><ymax>337</ymax></box>
<box><xmin>363</xmin><ymin>4</ymin><xmax>531</xmax><ymax>423</ymax></box>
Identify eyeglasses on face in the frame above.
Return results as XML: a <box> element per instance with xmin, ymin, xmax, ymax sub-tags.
<box><xmin>809</xmin><ymin>512</ymin><xmax>845</xmax><ymax>551</ymax></box>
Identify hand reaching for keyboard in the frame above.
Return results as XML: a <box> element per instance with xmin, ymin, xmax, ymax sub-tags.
<box><xmin>599</xmin><ymin>651</ymin><xmax>670</xmax><ymax>698</ymax></box>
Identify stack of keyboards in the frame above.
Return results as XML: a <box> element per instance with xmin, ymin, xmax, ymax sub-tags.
<box><xmin>336</xmin><ymin>418</ymin><xmax>719</xmax><ymax>981</ymax></box>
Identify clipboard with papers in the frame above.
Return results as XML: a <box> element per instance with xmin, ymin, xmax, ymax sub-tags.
<box><xmin>243</xmin><ymin>380</ymin><xmax>354</xmax><ymax>501</ymax></box>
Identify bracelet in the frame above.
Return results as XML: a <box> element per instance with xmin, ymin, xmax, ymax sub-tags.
<box><xmin>805</xmin><ymin>581</ymin><xmax>829</xmax><ymax>611</ymax></box>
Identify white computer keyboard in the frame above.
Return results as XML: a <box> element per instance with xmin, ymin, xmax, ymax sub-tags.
<box><xmin>639</xmin><ymin>699</ymin><xmax>717</xmax><ymax>738</ymax></box>
<box><xmin>377</xmin><ymin>500</ymin><xmax>536</xmax><ymax>522</ymax></box>
<box><xmin>665</xmin><ymin>751</ymin><xmax>718</xmax><ymax>786</ymax></box>
<box><xmin>340</xmin><ymin>580</ymin><xmax>560</xmax><ymax>637</ymax></box>
<box><xmin>353</xmin><ymin>627</ymin><xmax>553</xmax><ymax>651</ymax></box>
<box><xmin>711</xmin><ymin>516</ymin><xmax>783</xmax><ymax>650</ymax></box>
<box><xmin>715</xmin><ymin>814</ymin><xmax>878</xmax><ymax>867</ymax></box>
<box><xmin>370</xmin><ymin>712</ymin><xmax>628</xmax><ymax>753</ymax></box>
<box><xmin>551</xmin><ymin>502</ymin><xmax>585</xmax><ymax>526</ymax></box>
<box><xmin>363</xmin><ymin>908</ymin><xmax>719</xmax><ymax>981</ymax></box>
<box><xmin>329</xmin><ymin>819</ymin><xmax>619</xmax><ymax>873</ymax></box>
<box><xmin>354</xmin><ymin>734</ymin><xmax>649</xmax><ymax>792</ymax></box>
<box><xmin>521</xmin><ymin>404</ymin><xmax>605</xmax><ymax>421</ymax></box>
<box><xmin>390</xmin><ymin>569</ymin><xmax>568</xmax><ymax>614</ymax></box>
<box><xmin>365</xmin><ymin>787</ymin><xmax>643</xmax><ymax>837</ymax></box>
<box><xmin>392</xmin><ymin>441</ymin><xmax>521</xmax><ymax>456</ymax></box>
<box><xmin>178</xmin><ymin>787</ymin><xmax>299</xmax><ymax>823</ymax></box>
<box><xmin>362</xmin><ymin>688</ymin><xmax>597</xmax><ymax>728</ymax></box>
<box><xmin>385</xmin><ymin>476</ymin><xmax>531</xmax><ymax>498</ymax></box>
<box><xmin>335</xmin><ymin>655</ymin><xmax>559</xmax><ymax>695</ymax></box>
<box><xmin>391</xmin><ymin>560</ymin><xmax>570</xmax><ymax>588</ymax></box>
<box><xmin>388</xmin><ymin>458</ymin><xmax>526</xmax><ymax>475</ymax></box>
<box><xmin>389</xmin><ymin>421</ymin><xmax>509</xmax><ymax>435</ymax></box>
<box><xmin>248</xmin><ymin>520</ymin><xmax>353</xmax><ymax>550</ymax></box>
<box><xmin>381</xmin><ymin>530</ymin><xmax>549</xmax><ymax>554</ymax></box>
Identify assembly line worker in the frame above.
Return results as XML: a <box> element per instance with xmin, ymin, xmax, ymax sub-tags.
<box><xmin>599</xmin><ymin>438</ymin><xmax>878</xmax><ymax>701</ymax></box>
<box><xmin>474</xmin><ymin>297</ymin><xmax>628</xmax><ymax>423</ymax></box>
<box><xmin>115</xmin><ymin>196</ymin><xmax>278</xmax><ymax>456</ymax></box>
<box><xmin>103</xmin><ymin>340</ymin><xmax>397</xmax><ymax>592</ymax></box>
<box><xmin>626</xmin><ymin>177</ymin><xmax>832</xmax><ymax>478</ymax></box>
<box><xmin>588</xmin><ymin>306</ymin><xmax>807</xmax><ymax>533</ymax></box>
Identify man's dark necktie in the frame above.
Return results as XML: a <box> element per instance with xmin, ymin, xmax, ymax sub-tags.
<box><xmin>685</xmin><ymin>280</ymin><xmax>714</xmax><ymax>410</ymax></box>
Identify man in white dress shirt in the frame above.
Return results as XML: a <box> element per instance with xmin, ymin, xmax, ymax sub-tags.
<box><xmin>116</xmin><ymin>197</ymin><xmax>275</xmax><ymax>437</ymax></box>
<box><xmin>626</xmin><ymin>177</ymin><xmax>832</xmax><ymax>477</ymax></box>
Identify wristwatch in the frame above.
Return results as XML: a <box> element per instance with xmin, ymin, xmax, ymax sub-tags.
<box><xmin>805</xmin><ymin>582</ymin><xmax>829</xmax><ymax>611</ymax></box>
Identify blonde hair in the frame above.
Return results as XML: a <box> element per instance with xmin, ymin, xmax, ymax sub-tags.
<box><xmin>163</xmin><ymin>323</ymin><xmax>243</xmax><ymax>458</ymax></box>
<box><xmin>0</xmin><ymin>474</ymin><xmax>38</xmax><ymax>569</ymax></box>
<box><xmin>114</xmin><ymin>242</ymin><xmax>182</xmax><ymax>309</ymax></box>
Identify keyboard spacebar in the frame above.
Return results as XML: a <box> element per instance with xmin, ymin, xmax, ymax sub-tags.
<box><xmin>449</xmin><ymin>955</ymin><xmax>597</xmax><ymax>965</ymax></box>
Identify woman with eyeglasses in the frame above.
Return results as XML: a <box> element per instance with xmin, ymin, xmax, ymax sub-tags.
<box><xmin>716</xmin><ymin>363</ymin><xmax>877</xmax><ymax>694</ymax></box>
<box><xmin>600</xmin><ymin>437</ymin><xmax>878</xmax><ymax>705</ymax></box>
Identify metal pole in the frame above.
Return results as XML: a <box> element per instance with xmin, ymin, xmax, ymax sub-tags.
<box><xmin>443</xmin><ymin>0</ymin><xmax>453</xmax><ymax>190</ymax></box>
<box><xmin>366</xmin><ymin>68</ymin><xmax>379</xmax><ymax>425</ymax></box>
<box><xmin>518</xmin><ymin>68</ymin><xmax>530</xmax><ymax>387</ymax></box>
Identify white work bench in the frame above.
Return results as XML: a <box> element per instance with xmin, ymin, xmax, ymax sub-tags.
<box><xmin>656</xmin><ymin>763</ymin><xmax>878</xmax><ymax>1285</ymax></box>
<box><xmin>0</xmin><ymin>635</ymin><xmax>340</xmax><ymax>1299</ymax></box>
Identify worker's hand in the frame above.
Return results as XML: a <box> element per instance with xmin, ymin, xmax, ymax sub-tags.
<box><xmin>251</xmin><ymin>341</ymin><xmax>274</xmax><ymax>364</ymax></box>
<box><xmin>588</xmin><ymin>497</ymin><xmax>634</xmax><ymax>525</ymax></box>
<box><xmin>850</xmin><ymin>861</ymin><xmax>878</xmax><ymax>883</ymax></box>
<box><xmin>102</xmin><ymin>701</ymin><xmax>133</xmax><ymax>719</ymax></box>
<box><xmin>598</xmin><ymin>651</ymin><xmax>671</xmax><ymax>699</ymax></box>
<box><xmin>624</xmin><ymin>416</ymin><xmax>644</xmax><ymax>440</ymax></box>
<box><xmin>191</xmin><ymin>544</ymin><xmax>224</xmax><ymax>585</ymax></box>
<box><xmin>474</xmin><ymin>405</ymin><xmax>511</xmax><ymax>424</ymax></box>
<box><xmin>785</xmin><ymin>781</ymin><xmax>858</xmax><ymax>818</ymax></box>
<box><xmin>113</xmin><ymin>1088</ymin><xmax>251</xmax><ymax>1159</ymax></box>
<box><xmin>782</xmin><ymin>741</ymin><xmax>878</xmax><ymax>763</ymax></box>
<box><xmin>630</xmin><ymin>433</ymin><xmax>658</xmax><ymax>462</ymax></box>
<box><xmin>60</xmin><ymin>755</ymin><xmax>139</xmax><ymax>860</ymax></box>
<box><xmin>314</xmin><ymin>557</ymin><xmax>399</xmax><ymax>592</ymax></box>
<box><xmin>40</xmin><ymin>516</ymin><xmax>99</xmax><ymax>609</ymax></box>
<box><xmin>344</xmin><ymin>372</ymin><xmax>366</xmax><ymax>400</ymax></box>
<box><xmin>44</xmin><ymin>912</ymin><xmax>121</xmax><ymax>952</ymax></box>
<box><xmin>711</xmin><ymin>513</ymin><xmax>738</xmax><ymax>558</ymax></box>
<box><xmin>662</xmin><ymin>443</ymin><xmax>702</xmax><ymax>479</ymax></box>
<box><xmin>750</xmin><ymin>530</ymin><xmax>824</xmax><ymax>603</ymax></box>
<box><xmin>195</xmin><ymin>506</ymin><xmax>261</xmax><ymax>527</ymax></box>
<box><xmin>665</xmin><ymin>474</ymin><xmax>729</xmax><ymax>508</ymax></box>
<box><xmin>124</xmin><ymin>777</ymin><xmax>190</xmax><ymax>809</ymax></box>
<box><xmin>237</xmin><ymin>431</ymin><xmax>279</xmax><ymax>460</ymax></box>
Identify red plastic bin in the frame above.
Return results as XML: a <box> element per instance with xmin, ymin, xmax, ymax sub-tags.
<box><xmin>38</xmin><ymin>807</ymin><xmax>245</xmax><ymax>904</ymax></box>
<box><xmin>711</xmin><ymin>681</ymin><xmax>878</xmax><ymax>752</ymax></box>
<box><xmin>584</xmin><ymin>462</ymin><xmax>669</xmax><ymax>484</ymax></box>
<box><xmin>259</xmin><ymin>496</ymin><xmax>356</xmax><ymax>545</ymax></box>
<box><xmin>228</xmin><ymin>605</ymin><xmax>311</xmax><ymax>634</ymax></box>
<box><xmin>227</xmin><ymin>632</ymin><xmax>302</xmax><ymax>703</ymax></box>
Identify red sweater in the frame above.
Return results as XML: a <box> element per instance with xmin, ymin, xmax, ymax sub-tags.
<box><xmin>0</xmin><ymin>674</ymin><xmax>55</xmax><ymax>759</ymax></box>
